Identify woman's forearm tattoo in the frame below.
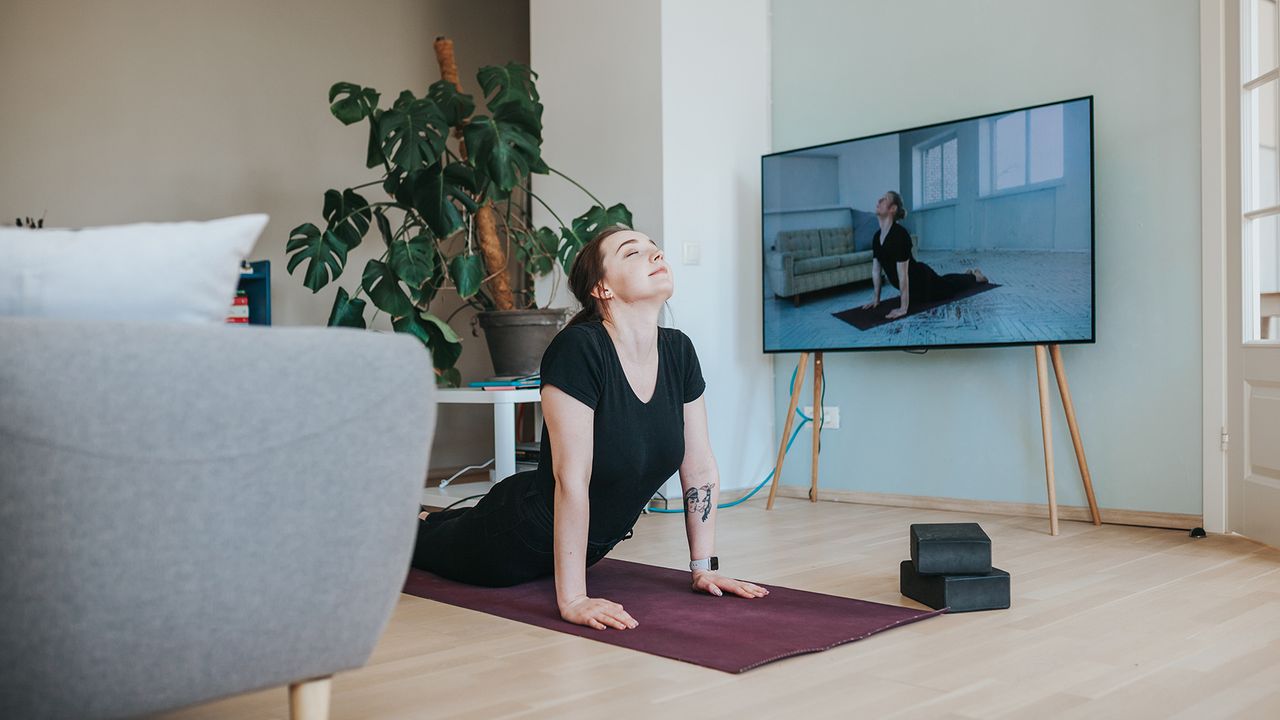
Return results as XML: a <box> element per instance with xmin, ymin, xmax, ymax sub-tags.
<box><xmin>684</xmin><ymin>482</ymin><xmax>715</xmax><ymax>522</ymax></box>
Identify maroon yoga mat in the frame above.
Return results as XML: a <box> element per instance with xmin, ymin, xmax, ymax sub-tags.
<box><xmin>402</xmin><ymin>558</ymin><xmax>945</xmax><ymax>673</ymax></box>
<box><xmin>832</xmin><ymin>283</ymin><xmax>1000</xmax><ymax>331</ymax></box>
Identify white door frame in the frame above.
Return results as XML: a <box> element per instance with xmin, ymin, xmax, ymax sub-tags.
<box><xmin>1202</xmin><ymin>0</ymin><xmax>1229</xmax><ymax>534</ymax></box>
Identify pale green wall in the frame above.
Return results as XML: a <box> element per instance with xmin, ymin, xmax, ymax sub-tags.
<box><xmin>770</xmin><ymin>0</ymin><xmax>1202</xmax><ymax>514</ymax></box>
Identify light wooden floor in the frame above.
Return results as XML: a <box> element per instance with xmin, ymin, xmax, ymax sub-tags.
<box><xmin>160</xmin><ymin>497</ymin><xmax>1280</xmax><ymax>720</ymax></box>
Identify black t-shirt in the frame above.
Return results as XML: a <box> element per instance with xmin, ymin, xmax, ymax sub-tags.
<box><xmin>531</xmin><ymin>320</ymin><xmax>706</xmax><ymax>544</ymax></box>
<box><xmin>871</xmin><ymin>222</ymin><xmax>914</xmax><ymax>289</ymax></box>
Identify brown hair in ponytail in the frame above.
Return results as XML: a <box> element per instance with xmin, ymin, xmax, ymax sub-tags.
<box><xmin>565</xmin><ymin>226</ymin><xmax>631</xmax><ymax>328</ymax></box>
<box><xmin>886</xmin><ymin>190</ymin><xmax>907</xmax><ymax>221</ymax></box>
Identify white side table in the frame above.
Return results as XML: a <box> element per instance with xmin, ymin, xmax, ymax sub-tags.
<box><xmin>424</xmin><ymin>387</ymin><xmax>542</xmax><ymax>509</ymax></box>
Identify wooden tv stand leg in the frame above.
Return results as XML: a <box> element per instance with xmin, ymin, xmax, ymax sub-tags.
<box><xmin>1035</xmin><ymin>345</ymin><xmax>1060</xmax><ymax>536</ymax></box>
<box><xmin>810</xmin><ymin>352</ymin><xmax>824</xmax><ymax>502</ymax></box>
<box><xmin>767</xmin><ymin>352</ymin><xmax>809</xmax><ymax>510</ymax></box>
<box><xmin>1050</xmin><ymin>345</ymin><xmax>1102</xmax><ymax>525</ymax></box>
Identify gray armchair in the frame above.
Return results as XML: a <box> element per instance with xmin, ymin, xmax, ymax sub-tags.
<box><xmin>0</xmin><ymin>317</ymin><xmax>436</xmax><ymax>719</ymax></box>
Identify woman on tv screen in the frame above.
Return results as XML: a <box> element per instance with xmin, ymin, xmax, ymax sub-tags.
<box><xmin>863</xmin><ymin>190</ymin><xmax>990</xmax><ymax>320</ymax></box>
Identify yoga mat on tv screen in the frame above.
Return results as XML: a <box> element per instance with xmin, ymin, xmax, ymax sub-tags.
<box><xmin>833</xmin><ymin>283</ymin><xmax>1000</xmax><ymax>331</ymax></box>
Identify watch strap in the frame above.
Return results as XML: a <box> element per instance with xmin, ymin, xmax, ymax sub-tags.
<box><xmin>689</xmin><ymin>556</ymin><xmax>719</xmax><ymax>572</ymax></box>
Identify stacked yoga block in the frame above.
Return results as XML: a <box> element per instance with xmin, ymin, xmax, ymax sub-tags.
<box><xmin>899</xmin><ymin>523</ymin><xmax>1010</xmax><ymax>612</ymax></box>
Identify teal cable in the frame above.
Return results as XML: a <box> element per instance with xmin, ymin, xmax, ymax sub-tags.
<box><xmin>649</xmin><ymin>357</ymin><xmax>826</xmax><ymax>513</ymax></box>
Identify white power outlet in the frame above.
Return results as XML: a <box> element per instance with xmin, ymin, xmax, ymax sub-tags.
<box><xmin>802</xmin><ymin>405</ymin><xmax>840</xmax><ymax>429</ymax></box>
<box><xmin>682</xmin><ymin>241</ymin><xmax>701</xmax><ymax>265</ymax></box>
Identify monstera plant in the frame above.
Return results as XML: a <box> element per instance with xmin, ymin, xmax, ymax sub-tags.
<box><xmin>287</xmin><ymin>38</ymin><xmax>631</xmax><ymax>386</ymax></box>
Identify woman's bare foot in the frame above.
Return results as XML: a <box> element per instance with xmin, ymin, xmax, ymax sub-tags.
<box><xmin>418</xmin><ymin>511</ymin><xmax>430</xmax><ymax>521</ymax></box>
<box><xmin>970</xmin><ymin>268</ymin><xmax>988</xmax><ymax>284</ymax></box>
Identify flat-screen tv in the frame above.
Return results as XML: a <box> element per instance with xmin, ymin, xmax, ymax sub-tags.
<box><xmin>761</xmin><ymin>96</ymin><xmax>1094</xmax><ymax>353</ymax></box>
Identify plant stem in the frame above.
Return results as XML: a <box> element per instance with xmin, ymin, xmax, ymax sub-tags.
<box><xmin>522</xmin><ymin>185</ymin><xmax>568</xmax><ymax>230</ymax></box>
<box><xmin>445</xmin><ymin>299</ymin><xmax>482</xmax><ymax>325</ymax></box>
<box><xmin>550</xmin><ymin>167</ymin><xmax>605</xmax><ymax>208</ymax></box>
<box><xmin>350</xmin><ymin>179</ymin><xmax>383</xmax><ymax>191</ymax></box>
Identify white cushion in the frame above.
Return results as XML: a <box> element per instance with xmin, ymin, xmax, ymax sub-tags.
<box><xmin>0</xmin><ymin>214</ymin><xmax>269</xmax><ymax>323</ymax></box>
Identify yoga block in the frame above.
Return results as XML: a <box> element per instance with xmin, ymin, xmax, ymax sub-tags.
<box><xmin>910</xmin><ymin>523</ymin><xmax>992</xmax><ymax>575</ymax></box>
<box><xmin>899</xmin><ymin>560</ymin><xmax>1010</xmax><ymax>613</ymax></box>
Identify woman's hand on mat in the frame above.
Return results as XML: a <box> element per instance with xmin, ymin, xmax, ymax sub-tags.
<box><xmin>886</xmin><ymin>307</ymin><xmax>908</xmax><ymax>319</ymax></box>
<box><xmin>691</xmin><ymin>571</ymin><xmax>770</xmax><ymax>599</ymax></box>
<box><xmin>860</xmin><ymin>299</ymin><xmax>879</xmax><ymax>310</ymax></box>
<box><xmin>559</xmin><ymin>595</ymin><xmax>638</xmax><ymax>630</ymax></box>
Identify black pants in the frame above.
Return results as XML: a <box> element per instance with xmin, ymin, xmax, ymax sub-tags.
<box><xmin>411</xmin><ymin>471</ymin><xmax>620</xmax><ymax>587</ymax></box>
<box><xmin>913</xmin><ymin>262</ymin><xmax>980</xmax><ymax>302</ymax></box>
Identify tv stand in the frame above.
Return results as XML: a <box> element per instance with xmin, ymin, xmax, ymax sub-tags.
<box><xmin>764</xmin><ymin>345</ymin><xmax>1102</xmax><ymax>536</ymax></box>
<box><xmin>1035</xmin><ymin>344</ymin><xmax>1101</xmax><ymax>535</ymax></box>
<box><xmin>766</xmin><ymin>351</ymin><xmax>825</xmax><ymax>509</ymax></box>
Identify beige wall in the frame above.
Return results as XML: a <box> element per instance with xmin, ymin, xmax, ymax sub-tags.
<box><xmin>0</xmin><ymin>0</ymin><xmax>530</xmax><ymax>470</ymax></box>
<box><xmin>529</xmin><ymin>0</ymin><xmax>664</xmax><ymax>309</ymax></box>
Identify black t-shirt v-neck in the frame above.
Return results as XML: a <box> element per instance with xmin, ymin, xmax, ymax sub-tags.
<box><xmin>871</xmin><ymin>222</ymin><xmax>914</xmax><ymax>289</ymax></box>
<box><xmin>530</xmin><ymin>320</ymin><xmax>706</xmax><ymax>544</ymax></box>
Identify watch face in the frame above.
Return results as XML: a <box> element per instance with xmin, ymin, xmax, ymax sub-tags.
<box><xmin>710</xmin><ymin>557</ymin><xmax>719</xmax><ymax>571</ymax></box>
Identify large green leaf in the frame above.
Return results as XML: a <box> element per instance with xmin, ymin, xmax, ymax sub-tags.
<box><xmin>329</xmin><ymin>82</ymin><xmax>380</xmax><ymax>126</ymax></box>
<box><xmin>322</xmin><ymin>188</ymin><xmax>372</xmax><ymax>251</ymax></box>
<box><xmin>477</xmin><ymin>64</ymin><xmax>541</xmax><ymax>123</ymax></box>
<box><xmin>378</xmin><ymin>91</ymin><xmax>448</xmax><ymax>171</ymax></box>
<box><xmin>437</xmin><ymin>367</ymin><xmax>462</xmax><ymax>388</ymax></box>
<box><xmin>373</xmin><ymin>207</ymin><xmax>394</xmax><ymax>245</ymax></box>
<box><xmin>287</xmin><ymin>222</ymin><xmax>349</xmax><ymax>292</ymax></box>
<box><xmin>408</xmin><ymin>245</ymin><xmax>447</xmax><ymax>306</ymax></box>
<box><xmin>462</xmin><ymin>114</ymin><xmax>541</xmax><ymax>200</ymax></box>
<box><xmin>389</xmin><ymin>230</ymin><xmax>435</xmax><ymax>290</ymax></box>
<box><xmin>427</xmin><ymin>80</ymin><xmax>475</xmax><ymax>128</ymax></box>
<box><xmin>327</xmin><ymin>286</ymin><xmax>367</xmax><ymax>327</ymax></box>
<box><xmin>449</xmin><ymin>254</ymin><xmax>485</xmax><ymax>299</ymax></box>
<box><xmin>476</xmin><ymin>63</ymin><xmax>545</xmax><ymax>174</ymax></box>
<box><xmin>366</xmin><ymin>110</ymin><xmax>386</xmax><ymax>169</ymax></box>
<box><xmin>558</xmin><ymin>203</ymin><xmax>634</xmax><ymax>270</ymax></box>
<box><xmin>382</xmin><ymin>169</ymin><xmax>404</xmax><ymax>197</ymax></box>
<box><xmin>392</xmin><ymin>311</ymin><xmax>462</xmax><ymax>371</ymax></box>
<box><xmin>536</xmin><ymin>225</ymin><xmax>561</xmax><ymax>254</ymax></box>
<box><xmin>361</xmin><ymin>259</ymin><xmax>415</xmax><ymax>317</ymax></box>
<box><xmin>489</xmin><ymin>102</ymin><xmax>544</xmax><ymax>174</ymax></box>
<box><xmin>513</xmin><ymin>226</ymin><xmax>558</xmax><ymax>276</ymax></box>
<box><xmin>601</xmin><ymin>203</ymin><xmax>634</xmax><ymax>228</ymax></box>
<box><xmin>394</xmin><ymin>163</ymin><xmax>478</xmax><ymax>238</ymax></box>
<box><xmin>373</xmin><ymin>206</ymin><xmax>435</xmax><ymax>291</ymax></box>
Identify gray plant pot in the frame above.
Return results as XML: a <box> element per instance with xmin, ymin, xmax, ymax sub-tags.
<box><xmin>476</xmin><ymin>307</ymin><xmax>573</xmax><ymax>377</ymax></box>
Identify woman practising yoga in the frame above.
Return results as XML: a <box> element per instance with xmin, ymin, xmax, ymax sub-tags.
<box><xmin>863</xmin><ymin>190</ymin><xmax>989</xmax><ymax>320</ymax></box>
<box><xmin>411</xmin><ymin>227</ymin><xmax>769</xmax><ymax>631</ymax></box>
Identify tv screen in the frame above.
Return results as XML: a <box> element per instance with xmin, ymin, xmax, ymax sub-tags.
<box><xmin>761</xmin><ymin>96</ymin><xmax>1094</xmax><ymax>353</ymax></box>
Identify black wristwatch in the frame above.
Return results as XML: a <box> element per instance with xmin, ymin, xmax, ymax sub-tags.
<box><xmin>689</xmin><ymin>556</ymin><xmax>718</xmax><ymax>572</ymax></box>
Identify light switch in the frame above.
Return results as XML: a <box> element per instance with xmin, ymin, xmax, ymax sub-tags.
<box><xmin>683</xmin><ymin>241</ymin><xmax>701</xmax><ymax>265</ymax></box>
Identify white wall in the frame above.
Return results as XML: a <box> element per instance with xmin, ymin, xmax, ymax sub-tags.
<box><xmin>530</xmin><ymin>0</ymin><xmax>774</xmax><ymax>493</ymax></box>
<box><xmin>771</xmin><ymin>0</ymin><xmax>1203</xmax><ymax>515</ymax></box>
<box><xmin>839</xmin><ymin>135</ymin><xmax>900</xmax><ymax>211</ymax></box>
<box><xmin>659</xmin><ymin>0</ymin><xmax>774</xmax><ymax>495</ymax></box>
